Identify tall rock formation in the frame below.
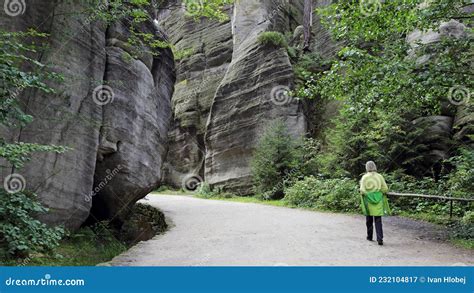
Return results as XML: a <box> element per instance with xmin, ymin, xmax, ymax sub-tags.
<box><xmin>204</xmin><ymin>0</ymin><xmax>306</xmax><ymax>194</ymax></box>
<box><xmin>0</xmin><ymin>1</ymin><xmax>175</xmax><ymax>229</ymax></box>
<box><xmin>158</xmin><ymin>3</ymin><xmax>234</xmax><ymax>189</ymax></box>
<box><xmin>160</xmin><ymin>0</ymin><xmax>307</xmax><ymax>195</ymax></box>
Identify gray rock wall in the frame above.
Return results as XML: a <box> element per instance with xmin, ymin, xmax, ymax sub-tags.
<box><xmin>158</xmin><ymin>2</ymin><xmax>234</xmax><ymax>188</ymax></box>
<box><xmin>0</xmin><ymin>1</ymin><xmax>175</xmax><ymax>229</ymax></box>
<box><xmin>205</xmin><ymin>0</ymin><xmax>306</xmax><ymax>195</ymax></box>
<box><xmin>159</xmin><ymin>0</ymin><xmax>307</xmax><ymax>194</ymax></box>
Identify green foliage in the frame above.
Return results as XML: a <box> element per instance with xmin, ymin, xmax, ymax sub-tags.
<box><xmin>258</xmin><ymin>32</ymin><xmax>288</xmax><ymax>48</ymax></box>
<box><xmin>446</xmin><ymin>148</ymin><xmax>474</xmax><ymax>197</ymax></box>
<box><xmin>85</xmin><ymin>0</ymin><xmax>231</xmax><ymax>57</ymax></box>
<box><xmin>293</xmin><ymin>52</ymin><xmax>332</xmax><ymax>99</ymax></box>
<box><xmin>173</xmin><ymin>47</ymin><xmax>195</xmax><ymax>61</ymax></box>
<box><xmin>316</xmin><ymin>111</ymin><xmax>435</xmax><ymax>177</ymax></box>
<box><xmin>0</xmin><ymin>189</ymin><xmax>64</xmax><ymax>259</ymax></box>
<box><xmin>462</xmin><ymin>211</ymin><xmax>474</xmax><ymax>225</ymax></box>
<box><xmin>0</xmin><ymin>30</ymin><xmax>67</xmax><ymax>260</ymax></box>
<box><xmin>251</xmin><ymin>120</ymin><xmax>299</xmax><ymax>199</ymax></box>
<box><xmin>6</xmin><ymin>222</ymin><xmax>127</xmax><ymax>266</ymax></box>
<box><xmin>450</xmin><ymin>211</ymin><xmax>474</xmax><ymax>240</ymax></box>
<box><xmin>292</xmin><ymin>138</ymin><xmax>321</xmax><ymax>179</ymax></box>
<box><xmin>0</xmin><ymin>142</ymin><xmax>67</xmax><ymax>170</ymax></box>
<box><xmin>283</xmin><ymin>176</ymin><xmax>321</xmax><ymax>208</ymax></box>
<box><xmin>183</xmin><ymin>0</ymin><xmax>233</xmax><ymax>21</ymax></box>
<box><xmin>313</xmin><ymin>0</ymin><xmax>473</xmax><ymax>178</ymax></box>
<box><xmin>196</xmin><ymin>182</ymin><xmax>235</xmax><ymax>199</ymax></box>
<box><xmin>196</xmin><ymin>182</ymin><xmax>217</xmax><ymax>198</ymax></box>
<box><xmin>382</xmin><ymin>173</ymin><xmax>469</xmax><ymax>218</ymax></box>
<box><xmin>284</xmin><ymin>177</ymin><xmax>359</xmax><ymax>212</ymax></box>
<box><xmin>0</xmin><ymin>30</ymin><xmax>62</xmax><ymax>127</ymax></box>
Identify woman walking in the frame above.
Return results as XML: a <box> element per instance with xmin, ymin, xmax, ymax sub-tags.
<box><xmin>359</xmin><ymin>161</ymin><xmax>390</xmax><ymax>245</ymax></box>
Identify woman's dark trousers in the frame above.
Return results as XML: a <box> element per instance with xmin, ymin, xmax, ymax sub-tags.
<box><xmin>366</xmin><ymin>216</ymin><xmax>383</xmax><ymax>242</ymax></box>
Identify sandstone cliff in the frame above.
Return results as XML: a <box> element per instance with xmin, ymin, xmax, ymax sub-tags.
<box><xmin>0</xmin><ymin>1</ymin><xmax>175</xmax><ymax>229</ymax></box>
<box><xmin>160</xmin><ymin>0</ymin><xmax>307</xmax><ymax>195</ymax></box>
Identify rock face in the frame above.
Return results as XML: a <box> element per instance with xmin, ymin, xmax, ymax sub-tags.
<box><xmin>0</xmin><ymin>1</ymin><xmax>175</xmax><ymax>229</ymax></box>
<box><xmin>205</xmin><ymin>0</ymin><xmax>306</xmax><ymax>194</ymax></box>
<box><xmin>407</xmin><ymin>19</ymin><xmax>473</xmax><ymax>157</ymax></box>
<box><xmin>158</xmin><ymin>3</ymin><xmax>234</xmax><ymax>188</ymax></box>
<box><xmin>160</xmin><ymin>0</ymin><xmax>307</xmax><ymax>194</ymax></box>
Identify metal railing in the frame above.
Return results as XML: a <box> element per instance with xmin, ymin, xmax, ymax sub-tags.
<box><xmin>387</xmin><ymin>192</ymin><xmax>474</xmax><ymax>218</ymax></box>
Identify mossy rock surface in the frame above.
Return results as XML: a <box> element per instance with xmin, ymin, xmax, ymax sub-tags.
<box><xmin>120</xmin><ymin>203</ymin><xmax>168</xmax><ymax>245</ymax></box>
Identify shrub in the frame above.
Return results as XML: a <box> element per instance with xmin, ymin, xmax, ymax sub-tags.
<box><xmin>462</xmin><ymin>211</ymin><xmax>474</xmax><ymax>225</ymax></box>
<box><xmin>197</xmin><ymin>182</ymin><xmax>217</xmax><ymax>198</ymax></box>
<box><xmin>0</xmin><ymin>189</ymin><xmax>64</xmax><ymax>259</ymax></box>
<box><xmin>450</xmin><ymin>211</ymin><xmax>474</xmax><ymax>240</ymax></box>
<box><xmin>258</xmin><ymin>31</ymin><xmax>288</xmax><ymax>48</ymax></box>
<box><xmin>446</xmin><ymin>148</ymin><xmax>474</xmax><ymax>197</ymax></box>
<box><xmin>251</xmin><ymin>120</ymin><xmax>299</xmax><ymax>199</ymax></box>
<box><xmin>284</xmin><ymin>176</ymin><xmax>321</xmax><ymax>207</ymax></box>
<box><xmin>316</xmin><ymin>178</ymin><xmax>359</xmax><ymax>212</ymax></box>
<box><xmin>285</xmin><ymin>177</ymin><xmax>359</xmax><ymax>212</ymax></box>
<box><xmin>382</xmin><ymin>173</ymin><xmax>466</xmax><ymax>217</ymax></box>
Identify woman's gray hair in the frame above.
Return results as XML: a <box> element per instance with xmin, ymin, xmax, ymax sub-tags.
<box><xmin>366</xmin><ymin>161</ymin><xmax>377</xmax><ymax>172</ymax></box>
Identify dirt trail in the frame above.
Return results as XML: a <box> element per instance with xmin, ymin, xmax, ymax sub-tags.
<box><xmin>108</xmin><ymin>195</ymin><xmax>473</xmax><ymax>266</ymax></box>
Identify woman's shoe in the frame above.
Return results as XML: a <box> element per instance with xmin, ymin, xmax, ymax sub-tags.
<box><xmin>366</xmin><ymin>237</ymin><xmax>373</xmax><ymax>241</ymax></box>
<box><xmin>378</xmin><ymin>241</ymin><xmax>383</xmax><ymax>246</ymax></box>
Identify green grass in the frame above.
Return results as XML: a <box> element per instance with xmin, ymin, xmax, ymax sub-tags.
<box><xmin>5</xmin><ymin>227</ymin><xmax>127</xmax><ymax>266</ymax></box>
<box><xmin>396</xmin><ymin>211</ymin><xmax>457</xmax><ymax>225</ymax></box>
<box><xmin>450</xmin><ymin>238</ymin><xmax>474</xmax><ymax>250</ymax></box>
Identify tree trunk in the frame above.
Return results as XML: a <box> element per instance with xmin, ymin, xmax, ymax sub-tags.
<box><xmin>303</xmin><ymin>0</ymin><xmax>313</xmax><ymax>51</ymax></box>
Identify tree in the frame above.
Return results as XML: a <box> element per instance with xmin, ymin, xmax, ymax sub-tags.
<box><xmin>251</xmin><ymin>120</ymin><xmax>299</xmax><ymax>199</ymax></box>
<box><xmin>313</xmin><ymin>0</ymin><xmax>473</xmax><ymax>177</ymax></box>
<box><xmin>303</xmin><ymin>0</ymin><xmax>313</xmax><ymax>51</ymax></box>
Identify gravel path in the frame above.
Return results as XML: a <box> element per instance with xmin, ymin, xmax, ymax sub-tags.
<box><xmin>108</xmin><ymin>195</ymin><xmax>473</xmax><ymax>266</ymax></box>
